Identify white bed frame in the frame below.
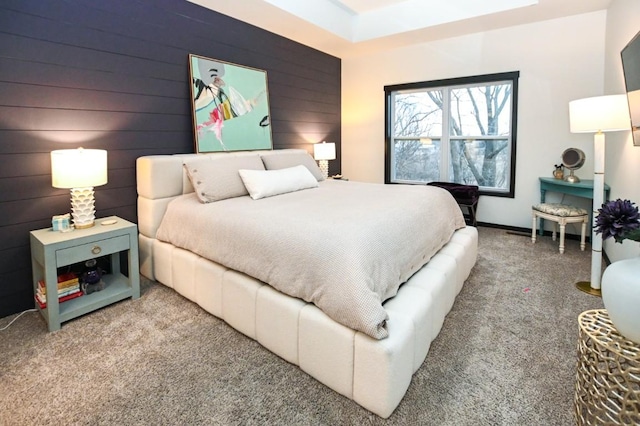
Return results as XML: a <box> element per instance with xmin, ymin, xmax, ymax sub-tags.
<box><xmin>136</xmin><ymin>150</ymin><xmax>478</xmax><ymax>418</ymax></box>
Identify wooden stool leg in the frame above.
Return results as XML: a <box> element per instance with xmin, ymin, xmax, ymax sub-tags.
<box><xmin>580</xmin><ymin>218</ymin><xmax>587</xmax><ymax>251</ymax></box>
<box><xmin>532</xmin><ymin>213</ymin><xmax>537</xmax><ymax>243</ymax></box>
<box><xmin>469</xmin><ymin>204</ymin><xmax>477</xmax><ymax>227</ymax></box>
<box><xmin>552</xmin><ymin>222</ymin><xmax>557</xmax><ymax>241</ymax></box>
<box><xmin>559</xmin><ymin>222</ymin><xmax>566</xmax><ymax>254</ymax></box>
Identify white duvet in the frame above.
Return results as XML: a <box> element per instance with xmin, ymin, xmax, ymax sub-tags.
<box><xmin>156</xmin><ymin>180</ymin><xmax>465</xmax><ymax>339</ymax></box>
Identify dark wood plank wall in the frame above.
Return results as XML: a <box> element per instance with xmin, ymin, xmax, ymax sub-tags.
<box><xmin>0</xmin><ymin>0</ymin><xmax>341</xmax><ymax>318</ymax></box>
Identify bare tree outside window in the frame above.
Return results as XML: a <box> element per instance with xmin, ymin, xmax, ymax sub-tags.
<box><xmin>385</xmin><ymin>72</ymin><xmax>519</xmax><ymax>197</ymax></box>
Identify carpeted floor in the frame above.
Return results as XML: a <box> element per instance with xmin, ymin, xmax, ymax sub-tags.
<box><xmin>0</xmin><ymin>227</ymin><xmax>602</xmax><ymax>425</ymax></box>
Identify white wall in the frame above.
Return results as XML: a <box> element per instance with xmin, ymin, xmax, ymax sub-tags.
<box><xmin>602</xmin><ymin>0</ymin><xmax>640</xmax><ymax>261</ymax></box>
<box><xmin>342</xmin><ymin>12</ymin><xmax>607</xmax><ymax>230</ymax></box>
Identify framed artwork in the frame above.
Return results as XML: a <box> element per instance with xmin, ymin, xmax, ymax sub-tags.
<box><xmin>188</xmin><ymin>54</ymin><xmax>272</xmax><ymax>153</ymax></box>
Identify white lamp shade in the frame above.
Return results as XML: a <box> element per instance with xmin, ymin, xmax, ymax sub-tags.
<box><xmin>313</xmin><ymin>142</ymin><xmax>336</xmax><ymax>161</ymax></box>
<box><xmin>569</xmin><ymin>94</ymin><xmax>630</xmax><ymax>133</ymax></box>
<box><xmin>51</xmin><ymin>148</ymin><xmax>108</xmax><ymax>189</ymax></box>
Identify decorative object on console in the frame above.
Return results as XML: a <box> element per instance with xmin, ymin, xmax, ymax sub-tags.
<box><xmin>51</xmin><ymin>148</ymin><xmax>108</xmax><ymax>229</ymax></box>
<box><xmin>560</xmin><ymin>148</ymin><xmax>585</xmax><ymax>183</ymax></box>
<box><xmin>81</xmin><ymin>258</ymin><xmax>105</xmax><ymax>295</ymax></box>
<box><xmin>595</xmin><ymin>199</ymin><xmax>640</xmax><ymax>343</ymax></box>
<box><xmin>313</xmin><ymin>141</ymin><xmax>336</xmax><ymax>179</ymax></box>
<box><xmin>188</xmin><ymin>54</ymin><xmax>272</xmax><ymax>153</ymax></box>
<box><xmin>569</xmin><ymin>94</ymin><xmax>630</xmax><ymax>295</ymax></box>
<box><xmin>51</xmin><ymin>213</ymin><xmax>72</xmax><ymax>232</ymax></box>
<box><xmin>553</xmin><ymin>164</ymin><xmax>564</xmax><ymax>180</ymax></box>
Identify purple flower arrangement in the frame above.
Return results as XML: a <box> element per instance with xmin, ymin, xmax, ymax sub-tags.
<box><xmin>594</xmin><ymin>199</ymin><xmax>640</xmax><ymax>243</ymax></box>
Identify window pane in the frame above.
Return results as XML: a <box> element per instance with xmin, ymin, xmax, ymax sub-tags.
<box><xmin>450</xmin><ymin>83</ymin><xmax>512</xmax><ymax>137</ymax></box>
<box><xmin>393</xmin><ymin>139</ymin><xmax>440</xmax><ymax>182</ymax></box>
<box><xmin>393</xmin><ymin>91</ymin><xmax>443</xmax><ymax>137</ymax></box>
<box><xmin>448</xmin><ymin>139</ymin><xmax>509</xmax><ymax>191</ymax></box>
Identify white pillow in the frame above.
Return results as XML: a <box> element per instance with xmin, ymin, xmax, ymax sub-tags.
<box><xmin>238</xmin><ymin>165</ymin><xmax>319</xmax><ymax>200</ymax></box>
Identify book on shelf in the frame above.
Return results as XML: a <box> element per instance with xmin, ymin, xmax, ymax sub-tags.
<box><xmin>36</xmin><ymin>285</ymin><xmax>80</xmax><ymax>302</ymax></box>
<box><xmin>37</xmin><ymin>279</ymin><xmax>79</xmax><ymax>295</ymax></box>
<box><xmin>37</xmin><ymin>273</ymin><xmax>79</xmax><ymax>295</ymax></box>
<box><xmin>35</xmin><ymin>289</ymin><xmax>82</xmax><ymax>309</ymax></box>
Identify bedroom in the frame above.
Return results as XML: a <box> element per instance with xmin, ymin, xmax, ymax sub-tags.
<box><xmin>1</xmin><ymin>0</ymin><xmax>639</xmax><ymax>423</ymax></box>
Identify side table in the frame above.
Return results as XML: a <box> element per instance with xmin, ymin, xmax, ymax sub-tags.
<box><xmin>574</xmin><ymin>309</ymin><xmax>640</xmax><ymax>425</ymax></box>
<box><xmin>30</xmin><ymin>216</ymin><xmax>140</xmax><ymax>331</ymax></box>
<box><xmin>538</xmin><ymin>177</ymin><xmax>610</xmax><ymax>235</ymax></box>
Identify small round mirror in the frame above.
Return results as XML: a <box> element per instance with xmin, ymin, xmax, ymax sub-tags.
<box><xmin>561</xmin><ymin>148</ymin><xmax>585</xmax><ymax>183</ymax></box>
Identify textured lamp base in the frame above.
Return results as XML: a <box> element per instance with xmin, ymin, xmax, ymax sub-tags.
<box><xmin>318</xmin><ymin>160</ymin><xmax>329</xmax><ymax>180</ymax></box>
<box><xmin>575</xmin><ymin>281</ymin><xmax>602</xmax><ymax>297</ymax></box>
<box><xmin>70</xmin><ymin>187</ymin><xmax>96</xmax><ymax>229</ymax></box>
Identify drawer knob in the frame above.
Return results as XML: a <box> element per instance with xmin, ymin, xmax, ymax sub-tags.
<box><xmin>91</xmin><ymin>246</ymin><xmax>102</xmax><ymax>255</ymax></box>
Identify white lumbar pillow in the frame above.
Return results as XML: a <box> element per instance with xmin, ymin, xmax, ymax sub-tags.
<box><xmin>238</xmin><ymin>165</ymin><xmax>319</xmax><ymax>200</ymax></box>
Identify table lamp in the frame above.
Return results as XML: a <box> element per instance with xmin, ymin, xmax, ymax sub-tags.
<box><xmin>51</xmin><ymin>148</ymin><xmax>108</xmax><ymax>229</ymax></box>
<box><xmin>313</xmin><ymin>141</ymin><xmax>336</xmax><ymax>179</ymax></box>
<box><xmin>569</xmin><ymin>94</ymin><xmax>629</xmax><ymax>295</ymax></box>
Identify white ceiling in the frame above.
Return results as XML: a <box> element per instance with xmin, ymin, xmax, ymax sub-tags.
<box><xmin>188</xmin><ymin>0</ymin><xmax>612</xmax><ymax>57</ymax></box>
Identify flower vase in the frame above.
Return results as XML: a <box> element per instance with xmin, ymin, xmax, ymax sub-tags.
<box><xmin>601</xmin><ymin>257</ymin><xmax>640</xmax><ymax>344</ymax></box>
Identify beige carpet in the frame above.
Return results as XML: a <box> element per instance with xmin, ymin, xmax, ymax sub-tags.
<box><xmin>0</xmin><ymin>227</ymin><xmax>602</xmax><ymax>425</ymax></box>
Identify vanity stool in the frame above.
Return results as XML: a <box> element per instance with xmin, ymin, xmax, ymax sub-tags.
<box><xmin>531</xmin><ymin>203</ymin><xmax>588</xmax><ymax>254</ymax></box>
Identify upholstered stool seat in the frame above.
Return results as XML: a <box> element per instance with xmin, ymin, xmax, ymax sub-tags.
<box><xmin>531</xmin><ymin>203</ymin><xmax>588</xmax><ymax>254</ymax></box>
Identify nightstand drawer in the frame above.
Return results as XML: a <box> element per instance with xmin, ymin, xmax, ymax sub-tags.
<box><xmin>56</xmin><ymin>234</ymin><xmax>130</xmax><ymax>266</ymax></box>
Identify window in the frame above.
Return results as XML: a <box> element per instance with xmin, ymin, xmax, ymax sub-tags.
<box><xmin>384</xmin><ymin>71</ymin><xmax>519</xmax><ymax>197</ymax></box>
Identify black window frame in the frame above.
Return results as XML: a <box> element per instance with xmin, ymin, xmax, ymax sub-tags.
<box><xmin>384</xmin><ymin>71</ymin><xmax>519</xmax><ymax>198</ymax></box>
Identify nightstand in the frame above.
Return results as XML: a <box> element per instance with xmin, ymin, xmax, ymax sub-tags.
<box><xmin>30</xmin><ymin>216</ymin><xmax>140</xmax><ymax>331</ymax></box>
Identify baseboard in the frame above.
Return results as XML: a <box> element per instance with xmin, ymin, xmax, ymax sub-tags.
<box><xmin>477</xmin><ymin>221</ymin><xmax>584</xmax><ymax>241</ymax></box>
<box><xmin>476</xmin><ymin>221</ymin><xmax>610</xmax><ymax>265</ymax></box>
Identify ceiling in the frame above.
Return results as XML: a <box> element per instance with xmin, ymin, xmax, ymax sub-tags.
<box><xmin>188</xmin><ymin>0</ymin><xmax>612</xmax><ymax>57</ymax></box>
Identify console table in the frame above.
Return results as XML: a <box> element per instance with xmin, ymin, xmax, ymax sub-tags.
<box><xmin>538</xmin><ymin>177</ymin><xmax>610</xmax><ymax>235</ymax></box>
<box><xmin>574</xmin><ymin>309</ymin><xmax>639</xmax><ymax>425</ymax></box>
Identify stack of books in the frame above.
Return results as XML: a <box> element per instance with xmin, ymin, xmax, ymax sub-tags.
<box><xmin>35</xmin><ymin>272</ymin><xmax>83</xmax><ymax>309</ymax></box>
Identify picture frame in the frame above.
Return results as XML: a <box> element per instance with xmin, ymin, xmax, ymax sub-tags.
<box><xmin>188</xmin><ymin>54</ymin><xmax>273</xmax><ymax>153</ymax></box>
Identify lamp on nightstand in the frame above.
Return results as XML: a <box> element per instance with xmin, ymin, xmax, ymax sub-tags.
<box><xmin>313</xmin><ymin>141</ymin><xmax>336</xmax><ymax>179</ymax></box>
<box><xmin>51</xmin><ymin>148</ymin><xmax>108</xmax><ymax>229</ymax></box>
<box><xmin>569</xmin><ymin>94</ymin><xmax>629</xmax><ymax>295</ymax></box>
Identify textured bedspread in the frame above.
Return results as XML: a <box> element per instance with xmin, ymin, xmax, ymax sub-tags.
<box><xmin>156</xmin><ymin>180</ymin><xmax>465</xmax><ymax>339</ymax></box>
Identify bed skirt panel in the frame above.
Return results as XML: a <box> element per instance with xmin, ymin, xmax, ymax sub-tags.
<box><xmin>353</xmin><ymin>311</ymin><xmax>415</xmax><ymax>417</ymax></box>
<box><xmin>299</xmin><ymin>304</ymin><xmax>356</xmax><ymax>399</ymax></box>
<box><xmin>138</xmin><ymin>233</ymin><xmax>154</xmax><ymax>281</ymax></box>
<box><xmin>383</xmin><ymin>286</ymin><xmax>434</xmax><ymax>373</ymax></box>
<box><xmin>256</xmin><ymin>286</ymin><xmax>306</xmax><ymax>365</ymax></box>
<box><xmin>221</xmin><ymin>270</ymin><xmax>264</xmax><ymax>339</ymax></box>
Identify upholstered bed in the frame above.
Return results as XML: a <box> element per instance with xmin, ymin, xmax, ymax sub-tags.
<box><xmin>136</xmin><ymin>149</ymin><xmax>478</xmax><ymax>418</ymax></box>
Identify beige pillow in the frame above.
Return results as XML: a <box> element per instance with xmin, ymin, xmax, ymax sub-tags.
<box><xmin>184</xmin><ymin>154</ymin><xmax>265</xmax><ymax>203</ymax></box>
<box><xmin>238</xmin><ymin>165</ymin><xmax>319</xmax><ymax>200</ymax></box>
<box><xmin>260</xmin><ymin>151</ymin><xmax>325</xmax><ymax>181</ymax></box>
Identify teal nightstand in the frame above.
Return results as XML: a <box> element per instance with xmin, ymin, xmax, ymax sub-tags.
<box><xmin>30</xmin><ymin>216</ymin><xmax>140</xmax><ymax>331</ymax></box>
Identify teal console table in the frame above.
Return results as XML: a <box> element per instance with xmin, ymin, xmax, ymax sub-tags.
<box><xmin>538</xmin><ymin>177</ymin><xmax>611</xmax><ymax>236</ymax></box>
